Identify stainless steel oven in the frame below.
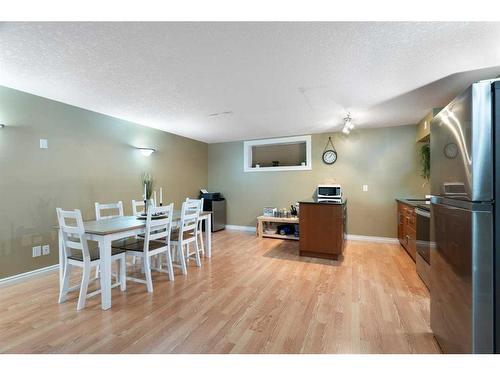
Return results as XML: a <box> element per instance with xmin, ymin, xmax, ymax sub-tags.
<box><xmin>415</xmin><ymin>207</ymin><xmax>430</xmax><ymax>289</ymax></box>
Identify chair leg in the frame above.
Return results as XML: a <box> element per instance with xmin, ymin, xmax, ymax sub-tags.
<box><xmin>164</xmin><ymin>247</ymin><xmax>174</xmax><ymax>281</ymax></box>
<box><xmin>119</xmin><ymin>256</ymin><xmax>127</xmax><ymax>291</ymax></box>
<box><xmin>132</xmin><ymin>255</ymin><xmax>137</xmax><ymax>265</ymax></box>
<box><xmin>198</xmin><ymin>229</ymin><xmax>205</xmax><ymax>256</ymax></box>
<box><xmin>194</xmin><ymin>239</ymin><xmax>201</xmax><ymax>267</ymax></box>
<box><xmin>95</xmin><ymin>264</ymin><xmax>100</xmax><ymax>279</ymax></box>
<box><xmin>157</xmin><ymin>253</ymin><xmax>163</xmax><ymax>271</ymax></box>
<box><xmin>144</xmin><ymin>256</ymin><xmax>153</xmax><ymax>293</ymax></box>
<box><xmin>58</xmin><ymin>262</ymin><xmax>71</xmax><ymax>303</ymax></box>
<box><xmin>178</xmin><ymin>243</ymin><xmax>187</xmax><ymax>275</ymax></box>
<box><xmin>186</xmin><ymin>243</ymin><xmax>190</xmax><ymax>263</ymax></box>
<box><xmin>115</xmin><ymin>262</ymin><xmax>120</xmax><ymax>284</ymax></box>
<box><xmin>77</xmin><ymin>264</ymin><xmax>91</xmax><ymax>310</ymax></box>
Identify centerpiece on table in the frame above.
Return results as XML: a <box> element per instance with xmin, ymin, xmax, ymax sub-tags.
<box><xmin>141</xmin><ymin>172</ymin><xmax>154</xmax><ymax>214</ymax></box>
<box><xmin>139</xmin><ymin>173</ymin><xmax>166</xmax><ymax>218</ymax></box>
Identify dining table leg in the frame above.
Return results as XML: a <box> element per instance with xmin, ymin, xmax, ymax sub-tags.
<box><xmin>206</xmin><ymin>214</ymin><xmax>212</xmax><ymax>258</ymax></box>
<box><xmin>58</xmin><ymin>228</ymin><xmax>65</xmax><ymax>294</ymax></box>
<box><xmin>98</xmin><ymin>236</ymin><xmax>112</xmax><ymax>310</ymax></box>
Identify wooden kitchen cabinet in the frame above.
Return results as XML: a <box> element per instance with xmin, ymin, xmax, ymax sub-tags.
<box><xmin>299</xmin><ymin>201</ymin><xmax>346</xmax><ymax>260</ymax></box>
<box><xmin>397</xmin><ymin>202</ymin><xmax>405</xmax><ymax>244</ymax></box>
<box><xmin>397</xmin><ymin>201</ymin><xmax>416</xmax><ymax>261</ymax></box>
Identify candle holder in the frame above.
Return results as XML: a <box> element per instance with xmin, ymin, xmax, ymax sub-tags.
<box><xmin>144</xmin><ymin>199</ymin><xmax>148</xmax><ymax>215</ymax></box>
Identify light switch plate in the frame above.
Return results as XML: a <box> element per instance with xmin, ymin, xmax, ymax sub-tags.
<box><xmin>32</xmin><ymin>246</ymin><xmax>42</xmax><ymax>257</ymax></box>
<box><xmin>363</xmin><ymin>185</ymin><xmax>368</xmax><ymax>192</ymax></box>
<box><xmin>42</xmin><ymin>245</ymin><xmax>50</xmax><ymax>255</ymax></box>
<box><xmin>40</xmin><ymin>139</ymin><xmax>48</xmax><ymax>149</ymax></box>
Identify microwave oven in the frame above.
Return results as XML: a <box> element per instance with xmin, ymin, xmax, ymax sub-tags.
<box><xmin>317</xmin><ymin>184</ymin><xmax>342</xmax><ymax>200</ymax></box>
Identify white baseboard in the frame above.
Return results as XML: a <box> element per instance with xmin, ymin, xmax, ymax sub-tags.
<box><xmin>0</xmin><ymin>264</ymin><xmax>59</xmax><ymax>286</ymax></box>
<box><xmin>225</xmin><ymin>225</ymin><xmax>397</xmax><ymax>244</ymax></box>
<box><xmin>346</xmin><ymin>234</ymin><xmax>399</xmax><ymax>244</ymax></box>
<box><xmin>225</xmin><ymin>225</ymin><xmax>256</xmax><ymax>233</ymax></box>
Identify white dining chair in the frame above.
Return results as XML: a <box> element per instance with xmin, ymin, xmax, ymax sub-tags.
<box><xmin>115</xmin><ymin>203</ymin><xmax>175</xmax><ymax>292</ymax></box>
<box><xmin>94</xmin><ymin>200</ymin><xmax>136</xmax><ymax>278</ymax></box>
<box><xmin>57</xmin><ymin>208</ymin><xmax>127</xmax><ymax>310</ymax></box>
<box><xmin>171</xmin><ymin>200</ymin><xmax>202</xmax><ymax>274</ymax></box>
<box><xmin>95</xmin><ymin>201</ymin><xmax>124</xmax><ymax>220</ymax></box>
<box><xmin>132</xmin><ymin>199</ymin><xmax>146</xmax><ymax>216</ymax></box>
<box><xmin>131</xmin><ymin>199</ymin><xmax>149</xmax><ymax>265</ymax></box>
<box><xmin>185</xmin><ymin>197</ymin><xmax>205</xmax><ymax>256</ymax></box>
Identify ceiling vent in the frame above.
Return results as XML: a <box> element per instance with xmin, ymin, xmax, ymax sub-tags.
<box><xmin>208</xmin><ymin>111</ymin><xmax>234</xmax><ymax>117</ymax></box>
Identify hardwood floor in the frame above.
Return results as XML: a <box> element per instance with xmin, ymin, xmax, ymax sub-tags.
<box><xmin>0</xmin><ymin>230</ymin><xmax>440</xmax><ymax>354</ymax></box>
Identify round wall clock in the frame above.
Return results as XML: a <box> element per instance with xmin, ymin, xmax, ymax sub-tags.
<box><xmin>322</xmin><ymin>149</ymin><xmax>337</xmax><ymax>164</ymax></box>
<box><xmin>444</xmin><ymin>143</ymin><xmax>458</xmax><ymax>159</ymax></box>
<box><xmin>322</xmin><ymin>136</ymin><xmax>337</xmax><ymax>165</ymax></box>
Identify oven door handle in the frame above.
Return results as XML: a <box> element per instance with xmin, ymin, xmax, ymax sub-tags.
<box><xmin>415</xmin><ymin>208</ymin><xmax>430</xmax><ymax>218</ymax></box>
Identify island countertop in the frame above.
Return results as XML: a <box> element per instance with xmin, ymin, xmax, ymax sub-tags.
<box><xmin>299</xmin><ymin>199</ymin><xmax>347</xmax><ymax>205</ymax></box>
<box><xmin>395</xmin><ymin>198</ymin><xmax>430</xmax><ymax>212</ymax></box>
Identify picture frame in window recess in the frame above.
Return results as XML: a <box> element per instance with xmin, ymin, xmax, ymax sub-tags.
<box><xmin>243</xmin><ymin>135</ymin><xmax>312</xmax><ymax>172</ymax></box>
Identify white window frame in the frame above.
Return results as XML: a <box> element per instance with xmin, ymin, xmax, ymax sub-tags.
<box><xmin>243</xmin><ymin>135</ymin><xmax>312</xmax><ymax>172</ymax></box>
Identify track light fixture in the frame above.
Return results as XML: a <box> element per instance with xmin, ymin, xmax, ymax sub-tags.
<box><xmin>342</xmin><ymin>114</ymin><xmax>354</xmax><ymax>135</ymax></box>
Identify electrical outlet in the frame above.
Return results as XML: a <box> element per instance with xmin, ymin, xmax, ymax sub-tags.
<box><xmin>42</xmin><ymin>244</ymin><xmax>50</xmax><ymax>255</ymax></box>
<box><xmin>39</xmin><ymin>139</ymin><xmax>48</xmax><ymax>149</ymax></box>
<box><xmin>32</xmin><ymin>246</ymin><xmax>42</xmax><ymax>257</ymax></box>
<box><xmin>363</xmin><ymin>184</ymin><xmax>369</xmax><ymax>192</ymax></box>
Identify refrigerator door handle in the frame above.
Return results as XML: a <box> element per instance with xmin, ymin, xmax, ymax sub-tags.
<box><xmin>431</xmin><ymin>195</ymin><xmax>493</xmax><ymax>212</ymax></box>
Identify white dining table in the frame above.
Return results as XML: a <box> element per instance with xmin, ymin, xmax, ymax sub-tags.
<box><xmin>57</xmin><ymin>210</ymin><xmax>212</xmax><ymax>310</ymax></box>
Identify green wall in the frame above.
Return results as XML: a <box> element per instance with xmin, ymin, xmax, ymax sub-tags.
<box><xmin>0</xmin><ymin>84</ymin><xmax>431</xmax><ymax>279</ymax></box>
<box><xmin>208</xmin><ymin>126</ymin><xmax>429</xmax><ymax>238</ymax></box>
<box><xmin>0</xmin><ymin>85</ymin><xmax>208</xmax><ymax>279</ymax></box>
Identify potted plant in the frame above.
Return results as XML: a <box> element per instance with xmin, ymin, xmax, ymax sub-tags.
<box><xmin>420</xmin><ymin>143</ymin><xmax>430</xmax><ymax>184</ymax></box>
<box><xmin>141</xmin><ymin>173</ymin><xmax>154</xmax><ymax>212</ymax></box>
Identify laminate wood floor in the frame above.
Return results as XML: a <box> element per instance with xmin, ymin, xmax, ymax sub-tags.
<box><xmin>0</xmin><ymin>230</ymin><xmax>440</xmax><ymax>353</ymax></box>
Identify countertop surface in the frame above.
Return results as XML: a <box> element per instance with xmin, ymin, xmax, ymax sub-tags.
<box><xmin>299</xmin><ymin>199</ymin><xmax>347</xmax><ymax>205</ymax></box>
<box><xmin>396</xmin><ymin>198</ymin><xmax>430</xmax><ymax>211</ymax></box>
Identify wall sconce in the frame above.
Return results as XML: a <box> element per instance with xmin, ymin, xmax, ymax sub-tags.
<box><xmin>0</xmin><ymin>124</ymin><xmax>5</xmax><ymax>129</ymax></box>
<box><xmin>137</xmin><ymin>147</ymin><xmax>156</xmax><ymax>157</ymax></box>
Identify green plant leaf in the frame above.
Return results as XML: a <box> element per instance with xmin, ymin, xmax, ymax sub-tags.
<box><xmin>420</xmin><ymin>143</ymin><xmax>430</xmax><ymax>180</ymax></box>
<box><xmin>141</xmin><ymin>172</ymin><xmax>154</xmax><ymax>200</ymax></box>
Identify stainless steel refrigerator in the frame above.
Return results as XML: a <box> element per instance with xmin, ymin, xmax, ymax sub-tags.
<box><xmin>430</xmin><ymin>79</ymin><xmax>499</xmax><ymax>353</ymax></box>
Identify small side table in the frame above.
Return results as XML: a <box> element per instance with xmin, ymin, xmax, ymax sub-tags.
<box><xmin>257</xmin><ymin>215</ymin><xmax>299</xmax><ymax>241</ymax></box>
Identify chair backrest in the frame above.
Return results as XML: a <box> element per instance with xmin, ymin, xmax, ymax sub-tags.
<box><xmin>185</xmin><ymin>197</ymin><xmax>204</xmax><ymax>212</ymax></box>
<box><xmin>143</xmin><ymin>203</ymin><xmax>174</xmax><ymax>252</ymax></box>
<box><xmin>185</xmin><ymin>198</ymin><xmax>204</xmax><ymax>229</ymax></box>
<box><xmin>95</xmin><ymin>201</ymin><xmax>124</xmax><ymax>220</ymax></box>
<box><xmin>132</xmin><ymin>199</ymin><xmax>145</xmax><ymax>216</ymax></box>
<box><xmin>178</xmin><ymin>200</ymin><xmax>201</xmax><ymax>242</ymax></box>
<box><xmin>56</xmin><ymin>208</ymin><xmax>91</xmax><ymax>261</ymax></box>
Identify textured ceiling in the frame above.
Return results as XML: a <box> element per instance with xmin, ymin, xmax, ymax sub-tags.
<box><xmin>1</xmin><ymin>22</ymin><xmax>500</xmax><ymax>143</ymax></box>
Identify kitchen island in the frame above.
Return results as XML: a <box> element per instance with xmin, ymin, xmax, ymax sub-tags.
<box><xmin>298</xmin><ymin>199</ymin><xmax>347</xmax><ymax>260</ymax></box>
